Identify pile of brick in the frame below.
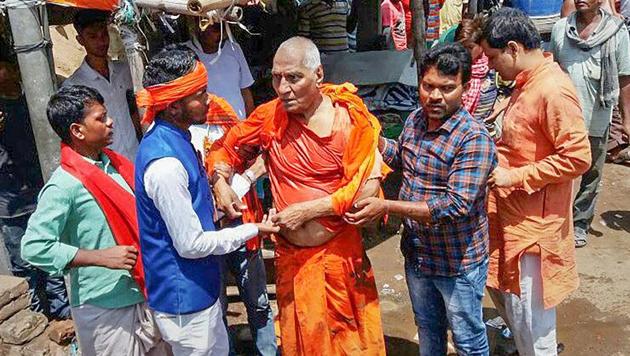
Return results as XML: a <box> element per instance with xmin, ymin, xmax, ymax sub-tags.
<box><xmin>0</xmin><ymin>275</ymin><xmax>75</xmax><ymax>355</ymax></box>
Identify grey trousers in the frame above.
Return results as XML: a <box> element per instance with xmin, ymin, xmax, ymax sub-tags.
<box><xmin>72</xmin><ymin>303</ymin><xmax>170</xmax><ymax>356</ymax></box>
<box><xmin>573</xmin><ymin>127</ymin><xmax>610</xmax><ymax>231</ymax></box>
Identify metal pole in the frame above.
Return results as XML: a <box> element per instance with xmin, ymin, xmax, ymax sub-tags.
<box><xmin>411</xmin><ymin>0</ymin><xmax>426</xmax><ymax>79</ymax></box>
<box><xmin>7</xmin><ymin>2</ymin><xmax>60</xmax><ymax>181</ymax></box>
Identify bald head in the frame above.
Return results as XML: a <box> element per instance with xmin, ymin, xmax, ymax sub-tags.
<box><xmin>275</xmin><ymin>36</ymin><xmax>321</xmax><ymax>71</ymax></box>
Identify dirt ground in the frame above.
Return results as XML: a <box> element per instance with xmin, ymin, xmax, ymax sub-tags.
<box><xmin>227</xmin><ymin>162</ymin><xmax>630</xmax><ymax>355</ymax></box>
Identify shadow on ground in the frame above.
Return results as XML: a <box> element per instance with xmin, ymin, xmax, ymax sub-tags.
<box><xmin>600</xmin><ymin>210</ymin><xmax>630</xmax><ymax>234</ymax></box>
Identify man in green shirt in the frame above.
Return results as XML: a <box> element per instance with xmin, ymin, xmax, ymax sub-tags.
<box><xmin>21</xmin><ymin>85</ymin><xmax>166</xmax><ymax>356</ymax></box>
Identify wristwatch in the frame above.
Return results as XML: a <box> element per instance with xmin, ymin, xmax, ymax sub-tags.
<box><xmin>244</xmin><ymin>169</ymin><xmax>256</xmax><ymax>185</ymax></box>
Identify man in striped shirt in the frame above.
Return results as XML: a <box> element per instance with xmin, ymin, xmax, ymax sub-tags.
<box><xmin>298</xmin><ymin>0</ymin><xmax>350</xmax><ymax>53</ymax></box>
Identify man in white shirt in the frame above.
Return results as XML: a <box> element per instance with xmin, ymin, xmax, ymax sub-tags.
<box><xmin>63</xmin><ymin>10</ymin><xmax>140</xmax><ymax>161</ymax></box>
<box><xmin>134</xmin><ymin>46</ymin><xmax>279</xmax><ymax>356</ymax></box>
<box><xmin>185</xmin><ymin>20</ymin><xmax>278</xmax><ymax>355</ymax></box>
<box><xmin>187</xmin><ymin>21</ymin><xmax>255</xmax><ymax>120</ymax></box>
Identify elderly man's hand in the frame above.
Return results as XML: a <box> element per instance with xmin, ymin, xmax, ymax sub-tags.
<box><xmin>271</xmin><ymin>202</ymin><xmax>313</xmax><ymax>231</ymax></box>
<box><xmin>488</xmin><ymin>166</ymin><xmax>517</xmax><ymax>189</ymax></box>
<box><xmin>344</xmin><ymin>197</ymin><xmax>387</xmax><ymax>226</ymax></box>
<box><xmin>213</xmin><ymin>178</ymin><xmax>246</xmax><ymax>220</ymax></box>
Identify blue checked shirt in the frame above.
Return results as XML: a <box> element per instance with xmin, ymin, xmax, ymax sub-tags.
<box><xmin>382</xmin><ymin>107</ymin><xmax>497</xmax><ymax>276</ymax></box>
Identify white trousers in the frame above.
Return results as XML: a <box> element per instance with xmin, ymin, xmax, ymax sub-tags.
<box><xmin>154</xmin><ymin>299</ymin><xmax>229</xmax><ymax>356</ymax></box>
<box><xmin>488</xmin><ymin>253</ymin><xmax>558</xmax><ymax>356</ymax></box>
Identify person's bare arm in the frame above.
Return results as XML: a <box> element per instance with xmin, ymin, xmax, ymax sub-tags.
<box><xmin>70</xmin><ymin>246</ymin><xmax>138</xmax><ymax>270</ymax></box>
<box><xmin>619</xmin><ymin>76</ymin><xmax>630</xmax><ymax>137</ymax></box>
<box><xmin>241</xmin><ymin>87</ymin><xmax>255</xmax><ymax>117</ymax></box>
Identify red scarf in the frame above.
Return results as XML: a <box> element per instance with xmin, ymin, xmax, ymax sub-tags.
<box><xmin>461</xmin><ymin>54</ymin><xmax>490</xmax><ymax>116</ymax></box>
<box><xmin>60</xmin><ymin>144</ymin><xmax>146</xmax><ymax>296</ymax></box>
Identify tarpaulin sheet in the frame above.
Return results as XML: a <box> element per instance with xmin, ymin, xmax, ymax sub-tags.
<box><xmin>47</xmin><ymin>0</ymin><xmax>119</xmax><ymax>11</ymax></box>
<box><xmin>321</xmin><ymin>49</ymin><xmax>418</xmax><ymax>87</ymax></box>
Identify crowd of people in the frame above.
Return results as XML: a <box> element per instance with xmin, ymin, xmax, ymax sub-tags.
<box><xmin>0</xmin><ymin>0</ymin><xmax>629</xmax><ymax>355</ymax></box>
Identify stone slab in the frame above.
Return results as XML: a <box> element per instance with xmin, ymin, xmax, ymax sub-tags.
<box><xmin>0</xmin><ymin>292</ymin><xmax>30</xmax><ymax>323</ymax></box>
<box><xmin>46</xmin><ymin>320</ymin><xmax>74</xmax><ymax>345</ymax></box>
<box><xmin>0</xmin><ymin>276</ymin><xmax>28</xmax><ymax>308</ymax></box>
<box><xmin>0</xmin><ymin>309</ymin><xmax>48</xmax><ymax>345</ymax></box>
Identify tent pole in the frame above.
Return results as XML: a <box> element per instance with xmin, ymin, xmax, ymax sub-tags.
<box><xmin>8</xmin><ymin>2</ymin><xmax>60</xmax><ymax>181</ymax></box>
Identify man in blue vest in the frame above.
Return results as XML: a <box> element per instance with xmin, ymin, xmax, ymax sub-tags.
<box><xmin>134</xmin><ymin>46</ymin><xmax>279</xmax><ymax>356</ymax></box>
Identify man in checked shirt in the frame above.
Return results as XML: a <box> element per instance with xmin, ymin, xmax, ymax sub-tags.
<box><xmin>346</xmin><ymin>43</ymin><xmax>497</xmax><ymax>355</ymax></box>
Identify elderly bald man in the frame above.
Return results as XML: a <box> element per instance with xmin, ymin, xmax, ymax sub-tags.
<box><xmin>209</xmin><ymin>36</ymin><xmax>388</xmax><ymax>355</ymax></box>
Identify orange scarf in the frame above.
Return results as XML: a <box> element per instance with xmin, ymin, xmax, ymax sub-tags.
<box><xmin>136</xmin><ymin>62</ymin><xmax>208</xmax><ymax>125</ymax></box>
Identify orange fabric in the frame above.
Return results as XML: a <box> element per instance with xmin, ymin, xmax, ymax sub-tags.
<box><xmin>209</xmin><ymin>83</ymin><xmax>388</xmax><ymax>354</ymax></box>
<box><xmin>135</xmin><ymin>62</ymin><xmax>208</xmax><ymax>125</ymax></box>
<box><xmin>48</xmin><ymin>0</ymin><xmax>118</xmax><ymax>10</ymax></box>
<box><xmin>202</xmin><ymin>95</ymin><xmax>263</xmax><ymax>250</ymax></box>
<box><xmin>487</xmin><ymin>56</ymin><xmax>592</xmax><ymax>308</ymax></box>
<box><xmin>275</xmin><ymin>226</ymin><xmax>385</xmax><ymax>355</ymax></box>
<box><xmin>210</xmin><ymin>83</ymin><xmax>392</xmax><ymax>219</ymax></box>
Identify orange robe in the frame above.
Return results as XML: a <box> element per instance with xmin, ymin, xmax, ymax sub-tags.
<box><xmin>487</xmin><ymin>56</ymin><xmax>591</xmax><ymax>308</ymax></box>
<box><xmin>210</xmin><ymin>83</ymin><xmax>388</xmax><ymax>355</ymax></box>
<box><xmin>204</xmin><ymin>94</ymin><xmax>264</xmax><ymax>250</ymax></box>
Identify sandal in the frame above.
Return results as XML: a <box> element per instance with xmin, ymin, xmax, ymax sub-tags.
<box><xmin>574</xmin><ymin>228</ymin><xmax>588</xmax><ymax>248</ymax></box>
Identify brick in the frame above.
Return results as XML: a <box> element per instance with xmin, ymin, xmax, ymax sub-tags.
<box><xmin>46</xmin><ymin>320</ymin><xmax>74</xmax><ymax>345</ymax></box>
<box><xmin>0</xmin><ymin>292</ymin><xmax>30</xmax><ymax>322</ymax></box>
<box><xmin>0</xmin><ymin>309</ymin><xmax>48</xmax><ymax>345</ymax></box>
<box><xmin>0</xmin><ymin>276</ymin><xmax>28</xmax><ymax>308</ymax></box>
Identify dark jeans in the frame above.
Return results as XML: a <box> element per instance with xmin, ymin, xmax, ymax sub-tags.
<box><xmin>0</xmin><ymin>215</ymin><xmax>70</xmax><ymax>319</ymax></box>
<box><xmin>574</xmin><ymin>128</ymin><xmax>610</xmax><ymax>231</ymax></box>
<box><xmin>405</xmin><ymin>259</ymin><xmax>489</xmax><ymax>356</ymax></box>
<box><xmin>221</xmin><ymin>245</ymin><xmax>277</xmax><ymax>356</ymax></box>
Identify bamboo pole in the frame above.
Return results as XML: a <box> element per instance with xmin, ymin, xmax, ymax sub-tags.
<box><xmin>411</xmin><ymin>0</ymin><xmax>426</xmax><ymax>79</ymax></box>
<box><xmin>187</xmin><ymin>0</ymin><xmax>235</xmax><ymax>14</ymax></box>
<box><xmin>132</xmin><ymin>0</ymin><xmax>194</xmax><ymax>15</ymax></box>
<box><xmin>133</xmin><ymin>0</ymin><xmax>241</xmax><ymax>16</ymax></box>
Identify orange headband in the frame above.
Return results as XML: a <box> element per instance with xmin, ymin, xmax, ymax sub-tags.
<box><xmin>136</xmin><ymin>61</ymin><xmax>208</xmax><ymax>125</ymax></box>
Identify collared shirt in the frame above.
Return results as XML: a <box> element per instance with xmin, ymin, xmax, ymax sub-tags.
<box><xmin>486</xmin><ymin>56</ymin><xmax>591</xmax><ymax>308</ymax></box>
<box><xmin>382</xmin><ymin>107</ymin><xmax>497</xmax><ymax>276</ymax></box>
<box><xmin>63</xmin><ymin>59</ymin><xmax>139</xmax><ymax>160</ymax></box>
<box><xmin>550</xmin><ymin>15</ymin><xmax>630</xmax><ymax>137</ymax></box>
<box><xmin>186</xmin><ymin>40</ymin><xmax>255</xmax><ymax>119</ymax></box>
<box><xmin>21</xmin><ymin>153</ymin><xmax>144</xmax><ymax>309</ymax></box>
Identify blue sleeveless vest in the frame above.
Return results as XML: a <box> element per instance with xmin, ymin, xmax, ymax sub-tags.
<box><xmin>135</xmin><ymin>120</ymin><xmax>221</xmax><ymax>314</ymax></box>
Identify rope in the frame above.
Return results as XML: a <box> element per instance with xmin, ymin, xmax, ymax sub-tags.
<box><xmin>13</xmin><ymin>38</ymin><xmax>50</xmax><ymax>53</ymax></box>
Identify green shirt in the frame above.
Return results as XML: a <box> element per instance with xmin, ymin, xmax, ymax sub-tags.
<box><xmin>21</xmin><ymin>153</ymin><xmax>144</xmax><ymax>309</ymax></box>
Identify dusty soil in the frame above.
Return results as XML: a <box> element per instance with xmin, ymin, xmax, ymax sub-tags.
<box><xmin>227</xmin><ymin>162</ymin><xmax>630</xmax><ymax>355</ymax></box>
